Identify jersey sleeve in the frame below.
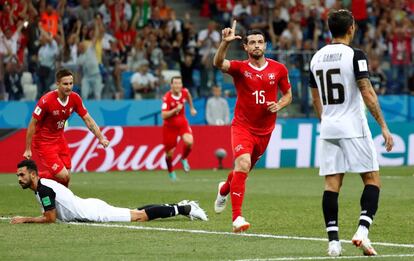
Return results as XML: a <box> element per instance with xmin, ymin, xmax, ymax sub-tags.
<box><xmin>353</xmin><ymin>49</ymin><xmax>370</xmax><ymax>80</ymax></box>
<box><xmin>32</xmin><ymin>97</ymin><xmax>48</xmax><ymax>121</ymax></box>
<box><xmin>73</xmin><ymin>93</ymin><xmax>88</xmax><ymax>117</ymax></box>
<box><xmin>161</xmin><ymin>95</ymin><xmax>170</xmax><ymax>111</ymax></box>
<box><xmin>37</xmin><ymin>184</ymin><xmax>56</xmax><ymax>211</ymax></box>
<box><xmin>309</xmin><ymin>70</ymin><xmax>317</xmax><ymax>88</ymax></box>
<box><xmin>278</xmin><ymin>65</ymin><xmax>291</xmax><ymax>94</ymax></box>
<box><xmin>227</xmin><ymin>60</ymin><xmax>243</xmax><ymax>76</ymax></box>
<box><xmin>182</xmin><ymin>88</ymin><xmax>190</xmax><ymax>100</ymax></box>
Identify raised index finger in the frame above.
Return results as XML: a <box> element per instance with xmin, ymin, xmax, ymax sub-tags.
<box><xmin>232</xmin><ymin>20</ymin><xmax>237</xmax><ymax>31</ymax></box>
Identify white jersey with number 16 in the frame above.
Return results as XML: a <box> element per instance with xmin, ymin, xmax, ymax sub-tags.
<box><xmin>309</xmin><ymin>43</ymin><xmax>371</xmax><ymax>139</ymax></box>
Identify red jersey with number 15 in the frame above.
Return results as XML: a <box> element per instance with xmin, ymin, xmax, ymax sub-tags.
<box><xmin>162</xmin><ymin>88</ymin><xmax>190</xmax><ymax>128</ymax></box>
<box><xmin>227</xmin><ymin>59</ymin><xmax>291</xmax><ymax>135</ymax></box>
<box><xmin>32</xmin><ymin>91</ymin><xmax>88</xmax><ymax>141</ymax></box>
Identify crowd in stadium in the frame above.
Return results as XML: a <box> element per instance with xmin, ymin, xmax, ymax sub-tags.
<box><xmin>0</xmin><ymin>0</ymin><xmax>413</xmax><ymax>101</ymax></box>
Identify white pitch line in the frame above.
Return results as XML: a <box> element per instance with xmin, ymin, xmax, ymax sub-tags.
<box><xmin>235</xmin><ymin>254</ymin><xmax>414</xmax><ymax>261</ymax></box>
<box><xmin>1</xmin><ymin>216</ymin><xmax>414</xmax><ymax>249</ymax></box>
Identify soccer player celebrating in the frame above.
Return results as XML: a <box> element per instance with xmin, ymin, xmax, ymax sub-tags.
<box><xmin>309</xmin><ymin>10</ymin><xmax>394</xmax><ymax>257</ymax></box>
<box><xmin>213</xmin><ymin>21</ymin><xmax>292</xmax><ymax>232</ymax></box>
<box><xmin>23</xmin><ymin>69</ymin><xmax>109</xmax><ymax>187</ymax></box>
<box><xmin>161</xmin><ymin>76</ymin><xmax>197</xmax><ymax>181</ymax></box>
<box><xmin>11</xmin><ymin>159</ymin><xmax>208</xmax><ymax>224</ymax></box>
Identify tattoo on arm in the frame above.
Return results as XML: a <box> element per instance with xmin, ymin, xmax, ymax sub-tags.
<box><xmin>357</xmin><ymin>78</ymin><xmax>386</xmax><ymax>128</ymax></box>
<box><xmin>85</xmin><ymin>116</ymin><xmax>102</xmax><ymax>139</ymax></box>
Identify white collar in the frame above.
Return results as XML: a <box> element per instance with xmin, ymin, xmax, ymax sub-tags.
<box><xmin>57</xmin><ymin>95</ymin><xmax>69</xmax><ymax>107</ymax></box>
<box><xmin>171</xmin><ymin>92</ymin><xmax>182</xmax><ymax>100</ymax></box>
<box><xmin>248</xmin><ymin>61</ymin><xmax>269</xmax><ymax>71</ymax></box>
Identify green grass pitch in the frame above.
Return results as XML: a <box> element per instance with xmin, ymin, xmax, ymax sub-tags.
<box><xmin>1</xmin><ymin>167</ymin><xmax>413</xmax><ymax>260</ymax></box>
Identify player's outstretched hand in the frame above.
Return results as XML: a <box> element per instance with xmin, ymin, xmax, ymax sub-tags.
<box><xmin>99</xmin><ymin>138</ymin><xmax>110</xmax><ymax>148</ymax></box>
<box><xmin>266</xmin><ymin>101</ymin><xmax>280</xmax><ymax>113</ymax></box>
<box><xmin>10</xmin><ymin>216</ymin><xmax>25</xmax><ymax>224</ymax></box>
<box><xmin>190</xmin><ymin>108</ymin><xmax>197</xmax><ymax>116</ymax></box>
<box><xmin>222</xmin><ymin>20</ymin><xmax>242</xmax><ymax>43</ymax></box>
<box><xmin>23</xmin><ymin>149</ymin><xmax>32</xmax><ymax>159</ymax></box>
<box><xmin>382</xmin><ymin>128</ymin><xmax>394</xmax><ymax>152</ymax></box>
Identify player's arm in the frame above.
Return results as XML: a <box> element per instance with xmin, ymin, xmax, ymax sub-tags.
<box><xmin>161</xmin><ymin>105</ymin><xmax>182</xmax><ymax>120</ymax></box>
<box><xmin>357</xmin><ymin>78</ymin><xmax>393</xmax><ymax>151</ymax></box>
<box><xmin>10</xmin><ymin>209</ymin><xmax>57</xmax><ymax>224</ymax></box>
<box><xmin>81</xmin><ymin>113</ymin><xmax>109</xmax><ymax>148</ymax></box>
<box><xmin>213</xmin><ymin>20</ymin><xmax>241</xmax><ymax>72</ymax></box>
<box><xmin>186</xmin><ymin>91</ymin><xmax>197</xmax><ymax>116</ymax></box>
<box><xmin>23</xmin><ymin>117</ymin><xmax>38</xmax><ymax>159</ymax></box>
<box><xmin>311</xmin><ymin>88</ymin><xmax>322</xmax><ymax>121</ymax></box>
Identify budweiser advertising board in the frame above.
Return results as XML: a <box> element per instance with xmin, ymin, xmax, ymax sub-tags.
<box><xmin>0</xmin><ymin>126</ymin><xmax>233</xmax><ymax>173</ymax></box>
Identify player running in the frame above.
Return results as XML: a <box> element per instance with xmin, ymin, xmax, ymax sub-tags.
<box><xmin>213</xmin><ymin>21</ymin><xmax>292</xmax><ymax>232</ymax></box>
<box><xmin>161</xmin><ymin>76</ymin><xmax>197</xmax><ymax>181</ymax></box>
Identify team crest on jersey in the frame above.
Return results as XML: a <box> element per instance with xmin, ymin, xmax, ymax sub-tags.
<box><xmin>244</xmin><ymin>71</ymin><xmax>252</xmax><ymax>79</ymax></box>
<box><xmin>53</xmin><ymin>110</ymin><xmax>59</xmax><ymax>116</ymax></box>
<box><xmin>69</xmin><ymin>107</ymin><xmax>73</xmax><ymax>113</ymax></box>
<box><xmin>268</xmin><ymin>73</ymin><xmax>275</xmax><ymax>80</ymax></box>
<box><xmin>235</xmin><ymin>144</ymin><xmax>244</xmax><ymax>152</ymax></box>
<box><xmin>51</xmin><ymin>163</ymin><xmax>59</xmax><ymax>171</ymax></box>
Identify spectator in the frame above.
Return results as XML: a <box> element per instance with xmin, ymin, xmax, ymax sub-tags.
<box><xmin>131</xmin><ymin>0</ymin><xmax>151</xmax><ymax>29</ymax></box>
<box><xmin>244</xmin><ymin>4</ymin><xmax>267</xmax><ymax>31</ymax></box>
<box><xmin>39</xmin><ymin>1</ymin><xmax>60</xmax><ymax>37</ymax></box>
<box><xmin>71</xmin><ymin>0</ymin><xmax>95</xmax><ymax>26</ymax></box>
<box><xmin>390</xmin><ymin>26</ymin><xmax>411</xmax><ymax>93</ymax></box>
<box><xmin>37</xmin><ymin>29</ymin><xmax>59</xmax><ymax>97</ymax></box>
<box><xmin>77</xmin><ymin>20</ymin><xmax>103</xmax><ymax>100</ymax></box>
<box><xmin>178</xmin><ymin>52</ymin><xmax>197</xmax><ymax>97</ymax></box>
<box><xmin>130</xmin><ymin>59</ymin><xmax>157</xmax><ymax>99</ymax></box>
<box><xmin>197</xmin><ymin>20</ymin><xmax>220</xmax><ymax>96</ymax></box>
<box><xmin>369</xmin><ymin>55</ymin><xmax>387</xmax><ymax>95</ymax></box>
<box><xmin>206</xmin><ymin>85</ymin><xmax>230</xmax><ymax>125</ymax></box>
<box><xmin>4</xmin><ymin>59</ymin><xmax>23</xmax><ymax>100</ymax></box>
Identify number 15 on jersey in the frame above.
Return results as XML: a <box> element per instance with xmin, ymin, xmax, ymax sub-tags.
<box><xmin>252</xmin><ymin>90</ymin><xmax>265</xmax><ymax>104</ymax></box>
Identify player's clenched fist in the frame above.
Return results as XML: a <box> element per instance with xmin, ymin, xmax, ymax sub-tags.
<box><xmin>221</xmin><ymin>20</ymin><xmax>242</xmax><ymax>43</ymax></box>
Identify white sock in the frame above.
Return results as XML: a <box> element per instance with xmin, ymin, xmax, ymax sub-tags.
<box><xmin>356</xmin><ymin>225</ymin><xmax>369</xmax><ymax>238</ymax></box>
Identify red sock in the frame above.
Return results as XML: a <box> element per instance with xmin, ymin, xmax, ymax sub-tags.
<box><xmin>182</xmin><ymin>145</ymin><xmax>192</xmax><ymax>159</ymax></box>
<box><xmin>220</xmin><ymin>171</ymin><xmax>233</xmax><ymax>196</ymax></box>
<box><xmin>165</xmin><ymin>156</ymin><xmax>173</xmax><ymax>173</ymax></box>
<box><xmin>230</xmin><ymin>171</ymin><xmax>248</xmax><ymax>221</ymax></box>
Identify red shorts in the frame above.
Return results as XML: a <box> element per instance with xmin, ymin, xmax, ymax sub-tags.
<box><xmin>231</xmin><ymin>125</ymin><xmax>272</xmax><ymax>168</ymax></box>
<box><xmin>163</xmin><ymin>124</ymin><xmax>192</xmax><ymax>152</ymax></box>
<box><xmin>33</xmin><ymin>137</ymin><xmax>71</xmax><ymax>176</ymax></box>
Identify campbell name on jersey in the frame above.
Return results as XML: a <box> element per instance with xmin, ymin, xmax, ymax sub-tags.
<box><xmin>309</xmin><ymin>43</ymin><xmax>371</xmax><ymax>139</ymax></box>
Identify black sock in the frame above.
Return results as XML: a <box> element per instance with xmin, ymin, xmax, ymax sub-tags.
<box><xmin>323</xmin><ymin>190</ymin><xmax>339</xmax><ymax>241</ymax></box>
<box><xmin>142</xmin><ymin>204</ymin><xmax>191</xmax><ymax>220</ymax></box>
<box><xmin>144</xmin><ymin>205</ymin><xmax>177</xmax><ymax>220</ymax></box>
<box><xmin>359</xmin><ymin>185</ymin><xmax>380</xmax><ymax>229</ymax></box>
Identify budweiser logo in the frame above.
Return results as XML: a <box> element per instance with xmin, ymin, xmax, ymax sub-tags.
<box><xmin>67</xmin><ymin>127</ymin><xmax>181</xmax><ymax>172</ymax></box>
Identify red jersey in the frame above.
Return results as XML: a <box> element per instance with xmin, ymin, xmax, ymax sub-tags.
<box><xmin>32</xmin><ymin>91</ymin><xmax>88</xmax><ymax>141</ymax></box>
<box><xmin>162</xmin><ymin>88</ymin><xmax>190</xmax><ymax>128</ymax></box>
<box><xmin>227</xmin><ymin>59</ymin><xmax>291</xmax><ymax>135</ymax></box>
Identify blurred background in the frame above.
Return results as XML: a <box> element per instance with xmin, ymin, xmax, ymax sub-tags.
<box><xmin>0</xmin><ymin>0</ymin><xmax>413</xmax><ymax>171</ymax></box>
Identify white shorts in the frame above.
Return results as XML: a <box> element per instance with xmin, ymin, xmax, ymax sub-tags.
<box><xmin>78</xmin><ymin>198</ymin><xmax>131</xmax><ymax>222</ymax></box>
<box><xmin>319</xmin><ymin>136</ymin><xmax>379</xmax><ymax>176</ymax></box>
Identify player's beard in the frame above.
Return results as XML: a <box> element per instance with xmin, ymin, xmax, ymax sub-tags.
<box><xmin>250</xmin><ymin>49</ymin><xmax>264</xmax><ymax>60</ymax></box>
<box><xmin>19</xmin><ymin>179</ymin><xmax>31</xmax><ymax>189</ymax></box>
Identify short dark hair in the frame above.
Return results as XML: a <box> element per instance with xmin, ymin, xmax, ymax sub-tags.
<box><xmin>170</xmin><ymin>76</ymin><xmax>182</xmax><ymax>83</ymax></box>
<box><xmin>328</xmin><ymin>9</ymin><xmax>354</xmax><ymax>38</ymax></box>
<box><xmin>56</xmin><ymin>68</ymin><xmax>73</xmax><ymax>82</ymax></box>
<box><xmin>244</xmin><ymin>29</ymin><xmax>266</xmax><ymax>44</ymax></box>
<box><xmin>17</xmin><ymin>159</ymin><xmax>38</xmax><ymax>174</ymax></box>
